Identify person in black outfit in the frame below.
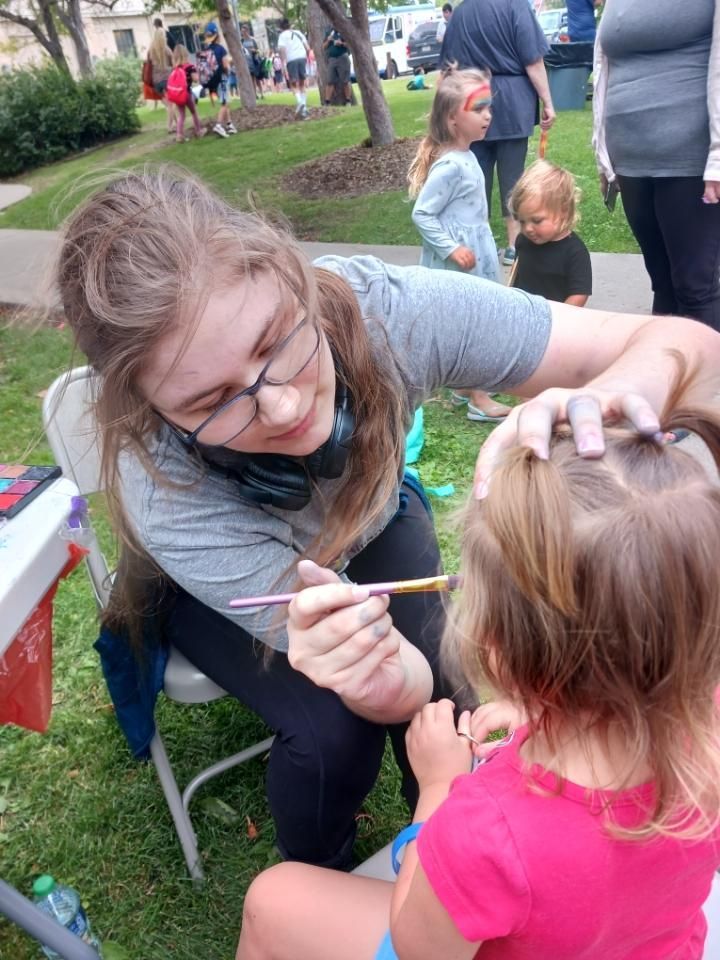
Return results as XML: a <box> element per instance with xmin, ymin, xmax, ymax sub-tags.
<box><xmin>509</xmin><ymin>160</ymin><xmax>592</xmax><ymax>305</ymax></box>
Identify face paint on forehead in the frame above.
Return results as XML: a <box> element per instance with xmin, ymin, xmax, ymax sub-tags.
<box><xmin>463</xmin><ymin>83</ymin><xmax>492</xmax><ymax>112</ymax></box>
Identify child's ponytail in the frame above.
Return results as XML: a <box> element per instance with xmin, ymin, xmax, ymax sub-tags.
<box><xmin>408</xmin><ymin>137</ymin><xmax>442</xmax><ymax>198</ymax></box>
<box><xmin>483</xmin><ymin>447</ymin><xmax>577</xmax><ymax>618</ymax></box>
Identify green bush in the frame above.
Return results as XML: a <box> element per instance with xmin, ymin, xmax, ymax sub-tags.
<box><xmin>0</xmin><ymin>60</ymin><xmax>141</xmax><ymax>177</ymax></box>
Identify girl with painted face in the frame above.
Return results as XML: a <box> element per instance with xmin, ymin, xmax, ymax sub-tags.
<box><xmin>408</xmin><ymin>67</ymin><xmax>512</xmax><ymax>423</ymax></box>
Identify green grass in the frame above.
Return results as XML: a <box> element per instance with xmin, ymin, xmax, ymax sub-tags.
<box><xmin>0</xmin><ymin>81</ymin><xmax>638</xmax><ymax>253</ymax></box>
<box><xmin>0</xmin><ymin>317</ymin><xmax>497</xmax><ymax>959</ymax></box>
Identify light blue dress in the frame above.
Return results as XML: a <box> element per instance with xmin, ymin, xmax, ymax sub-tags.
<box><xmin>412</xmin><ymin>149</ymin><xmax>500</xmax><ymax>282</ymax></box>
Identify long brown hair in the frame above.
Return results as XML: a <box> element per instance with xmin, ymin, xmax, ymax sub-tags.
<box><xmin>55</xmin><ymin>166</ymin><xmax>407</xmax><ymax>640</ymax></box>
<box><xmin>445</xmin><ymin>367</ymin><xmax>720</xmax><ymax>840</ymax></box>
<box><xmin>408</xmin><ymin>65</ymin><xmax>491</xmax><ymax>198</ymax></box>
<box><xmin>147</xmin><ymin>28</ymin><xmax>170</xmax><ymax>69</ymax></box>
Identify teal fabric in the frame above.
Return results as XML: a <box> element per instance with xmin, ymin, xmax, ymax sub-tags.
<box><xmin>405</xmin><ymin>407</ymin><xmax>424</xmax><ymax>465</ymax></box>
<box><xmin>375</xmin><ymin>931</ymin><xmax>398</xmax><ymax>960</ymax></box>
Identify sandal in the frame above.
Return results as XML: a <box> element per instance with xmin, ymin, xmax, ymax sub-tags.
<box><xmin>450</xmin><ymin>392</ymin><xmax>469</xmax><ymax>406</ymax></box>
<box><xmin>467</xmin><ymin>403</ymin><xmax>509</xmax><ymax>423</ymax></box>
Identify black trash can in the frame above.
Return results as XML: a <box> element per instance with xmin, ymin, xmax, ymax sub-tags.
<box><xmin>544</xmin><ymin>42</ymin><xmax>594</xmax><ymax>111</ymax></box>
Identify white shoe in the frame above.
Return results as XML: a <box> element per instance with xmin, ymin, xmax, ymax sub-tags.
<box><xmin>213</xmin><ymin>123</ymin><xmax>229</xmax><ymax>138</ymax></box>
<box><xmin>294</xmin><ymin>102</ymin><xmax>303</xmax><ymax>115</ymax></box>
<box><xmin>300</xmin><ymin>105</ymin><xmax>309</xmax><ymax>119</ymax></box>
<box><xmin>226</xmin><ymin>122</ymin><xmax>237</xmax><ymax>134</ymax></box>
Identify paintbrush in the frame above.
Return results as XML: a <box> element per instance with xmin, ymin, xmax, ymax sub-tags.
<box><xmin>229</xmin><ymin>573</ymin><xmax>463</xmax><ymax>609</ymax></box>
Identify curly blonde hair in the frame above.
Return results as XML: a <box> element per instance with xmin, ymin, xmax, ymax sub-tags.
<box><xmin>509</xmin><ymin>160</ymin><xmax>581</xmax><ymax>234</ymax></box>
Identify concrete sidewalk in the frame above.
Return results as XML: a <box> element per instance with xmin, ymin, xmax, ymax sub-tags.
<box><xmin>0</xmin><ymin>228</ymin><xmax>652</xmax><ymax>315</ymax></box>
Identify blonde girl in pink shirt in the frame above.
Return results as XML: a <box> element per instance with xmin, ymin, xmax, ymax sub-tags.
<box><xmin>237</xmin><ymin>366</ymin><xmax>720</xmax><ymax>960</ymax></box>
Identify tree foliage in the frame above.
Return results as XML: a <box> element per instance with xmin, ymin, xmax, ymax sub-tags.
<box><xmin>0</xmin><ymin>0</ymin><xmax>117</xmax><ymax>77</ymax></box>
<box><xmin>0</xmin><ymin>58</ymin><xmax>140</xmax><ymax>176</ymax></box>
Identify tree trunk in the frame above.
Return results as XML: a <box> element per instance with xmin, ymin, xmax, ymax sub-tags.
<box><xmin>313</xmin><ymin>0</ymin><xmax>395</xmax><ymax>145</ymax></box>
<box><xmin>215</xmin><ymin>0</ymin><xmax>257</xmax><ymax>110</ymax></box>
<box><xmin>59</xmin><ymin>0</ymin><xmax>93</xmax><ymax>77</ymax></box>
<box><xmin>0</xmin><ymin>0</ymin><xmax>71</xmax><ymax>72</ymax></box>
<box><xmin>307</xmin><ymin>0</ymin><xmax>329</xmax><ymax>96</ymax></box>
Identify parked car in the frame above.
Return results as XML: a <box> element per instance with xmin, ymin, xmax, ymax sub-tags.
<box><xmin>406</xmin><ymin>19</ymin><xmax>443</xmax><ymax>74</ymax></box>
<box><xmin>536</xmin><ymin>7</ymin><xmax>568</xmax><ymax>43</ymax></box>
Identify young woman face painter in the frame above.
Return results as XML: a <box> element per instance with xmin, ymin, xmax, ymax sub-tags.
<box><xmin>57</xmin><ymin>168</ymin><xmax>720</xmax><ymax>868</ymax></box>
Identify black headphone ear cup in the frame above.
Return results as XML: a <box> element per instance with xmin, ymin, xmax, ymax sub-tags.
<box><xmin>236</xmin><ymin>457</ymin><xmax>311</xmax><ymax>510</ymax></box>
<box><xmin>307</xmin><ymin>380</ymin><xmax>355</xmax><ymax>480</ymax></box>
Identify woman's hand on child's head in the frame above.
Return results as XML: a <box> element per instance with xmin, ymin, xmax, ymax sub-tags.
<box><xmin>406</xmin><ymin>700</ymin><xmax>474</xmax><ymax>790</ymax></box>
<box><xmin>472</xmin><ymin>387</ymin><xmax>660</xmax><ymax>499</ymax></box>
<box><xmin>287</xmin><ymin>560</ymin><xmax>406</xmax><ymax>706</ymax></box>
<box><xmin>469</xmin><ymin>700</ymin><xmax>527</xmax><ymax>761</ymax></box>
<box><xmin>448</xmin><ymin>246</ymin><xmax>477</xmax><ymax>271</ymax></box>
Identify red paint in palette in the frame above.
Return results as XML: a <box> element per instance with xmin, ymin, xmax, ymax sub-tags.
<box><xmin>0</xmin><ymin>464</ymin><xmax>62</xmax><ymax>519</ymax></box>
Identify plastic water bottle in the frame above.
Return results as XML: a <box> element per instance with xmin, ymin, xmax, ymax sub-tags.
<box><xmin>32</xmin><ymin>875</ymin><xmax>102</xmax><ymax>959</ymax></box>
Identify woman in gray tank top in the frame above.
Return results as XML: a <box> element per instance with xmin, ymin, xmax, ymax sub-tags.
<box><xmin>593</xmin><ymin>0</ymin><xmax>720</xmax><ymax>329</ymax></box>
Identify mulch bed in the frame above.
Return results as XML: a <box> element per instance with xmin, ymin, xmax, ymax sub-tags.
<box><xmin>281</xmin><ymin>136</ymin><xmax>422</xmax><ymax>199</ymax></box>
<box><xmin>219</xmin><ymin>102</ymin><xmax>336</xmax><ymax>133</ymax></box>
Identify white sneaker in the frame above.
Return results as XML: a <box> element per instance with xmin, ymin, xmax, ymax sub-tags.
<box><xmin>300</xmin><ymin>105</ymin><xmax>309</xmax><ymax>119</ymax></box>
<box><xmin>213</xmin><ymin>123</ymin><xmax>229</xmax><ymax>138</ymax></box>
<box><xmin>226</xmin><ymin>122</ymin><xmax>237</xmax><ymax>135</ymax></box>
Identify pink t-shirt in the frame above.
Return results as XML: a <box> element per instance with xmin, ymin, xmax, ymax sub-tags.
<box><xmin>417</xmin><ymin>728</ymin><xmax>720</xmax><ymax>959</ymax></box>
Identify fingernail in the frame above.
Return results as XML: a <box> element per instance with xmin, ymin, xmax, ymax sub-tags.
<box><xmin>529</xmin><ymin>442</ymin><xmax>548</xmax><ymax>460</ymax></box>
<box><xmin>474</xmin><ymin>479</ymin><xmax>489</xmax><ymax>500</ymax></box>
<box><xmin>351</xmin><ymin>585</ymin><xmax>369</xmax><ymax>602</ymax></box>
<box><xmin>638</xmin><ymin>418</ymin><xmax>660</xmax><ymax>434</ymax></box>
<box><xmin>578</xmin><ymin>436</ymin><xmax>604</xmax><ymax>455</ymax></box>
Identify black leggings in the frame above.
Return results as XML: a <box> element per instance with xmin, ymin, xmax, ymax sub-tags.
<box><xmin>617</xmin><ymin>175</ymin><xmax>720</xmax><ymax>330</ymax></box>
<box><xmin>471</xmin><ymin>137</ymin><xmax>529</xmax><ymax>219</ymax></box>
<box><xmin>165</xmin><ymin>485</ymin><xmax>447</xmax><ymax>868</ymax></box>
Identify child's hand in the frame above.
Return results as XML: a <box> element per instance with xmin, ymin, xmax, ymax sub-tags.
<box><xmin>448</xmin><ymin>246</ymin><xmax>477</xmax><ymax>271</ymax></box>
<box><xmin>468</xmin><ymin>700</ymin><xmax>527</xmax><ymax>761</ymax></box>
<box><xmin>406</xmin><ymin>699</ymin><xmax>474</xmax><ymax>791</ymax></box>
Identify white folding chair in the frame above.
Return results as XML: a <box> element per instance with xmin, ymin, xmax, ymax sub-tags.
<box><xmin>42</xmin><ymin>366</ymin><xmax>274</xmax><ymax>883</ymax></box>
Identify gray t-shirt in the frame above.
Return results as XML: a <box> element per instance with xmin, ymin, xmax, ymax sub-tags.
<box><xmin>119</xmin><ymin>255</ymin><xmax>552</xmax><ymax>650</ymax></box>
<box><xmin>599</xmin><ymin>0</ymin><xmax>714</xmax><ymax>177</ymax></box>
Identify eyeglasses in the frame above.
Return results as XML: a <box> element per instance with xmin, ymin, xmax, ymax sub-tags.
<box><xmin>164</xmin><ymin>314</ymin><xmax>321</xmax><ymax>448</ymax></box>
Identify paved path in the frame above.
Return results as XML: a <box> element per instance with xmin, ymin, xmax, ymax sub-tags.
<box><xmin>0</xmin><ymin>184</ymin><xmax>31</xmax><ymax>211</ymax></box>
<box><xmin>0</xmin><ymin>229</ymin><xmax>652</xmax><ymax>315</ymax></box>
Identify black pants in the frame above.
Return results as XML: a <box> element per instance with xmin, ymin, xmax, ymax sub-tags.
<box><xmin>165</xmin><ymin>485</ymin><xmax>447</xmax><ymax>868</ymax></box>
<box><xmin>471</xmin><ymin>137</ymin><xmax>529</xmax><ymax>219</ymax></box>
<box><xmin>617</xmin><ymin>175</ymin><xmax>720</xmax><ymax>331</ymax></box>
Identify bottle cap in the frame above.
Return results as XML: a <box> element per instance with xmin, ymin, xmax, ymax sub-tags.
<box><xmin>33</xmin><ymin>875</ymin><xmax>56</xmax><ymax>896</ymax></box>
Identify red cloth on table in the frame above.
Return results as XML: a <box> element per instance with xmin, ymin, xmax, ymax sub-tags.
<box><xmin>0</xmin><ymin>543</ymin><xmax>86</xmax><ymax>732</ymax></box>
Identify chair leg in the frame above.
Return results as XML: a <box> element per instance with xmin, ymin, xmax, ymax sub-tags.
<box><xmin>182</xmin><ymin>736</ymin><xmax>275</xmax><ymax>814</ymax></box>
<box><xmin>149</xmin><ymin>732</ymin><xmax>205</xmax><ymax>883</ymax></box>
<box><xmin>0</xmin><ymin>880</ymin><xmax>101</xmax><ymax>960</ymax></box>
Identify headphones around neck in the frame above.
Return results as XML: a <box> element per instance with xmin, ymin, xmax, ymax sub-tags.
<box><xmin>198</xmin><ymin>377</ymin><xmax>355</xmax><ymax>511</ymax></box>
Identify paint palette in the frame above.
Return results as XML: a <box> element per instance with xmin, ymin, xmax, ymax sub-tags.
<box><xmin>0</xmin><ymin>464</ymin><xmax>63</xmax><ymax>520</ymax></box>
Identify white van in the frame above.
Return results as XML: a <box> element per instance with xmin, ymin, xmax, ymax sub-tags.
<box><xmin>366</xmin><ymin>1</ymin><xmax>439</xmax><ymax>77</ymax></box>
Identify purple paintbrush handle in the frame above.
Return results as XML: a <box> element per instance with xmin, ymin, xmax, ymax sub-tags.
<box><xmin>229</xmin><ymin>574</ymin><xmax>462</xmax><ymax>609</ymax></box>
